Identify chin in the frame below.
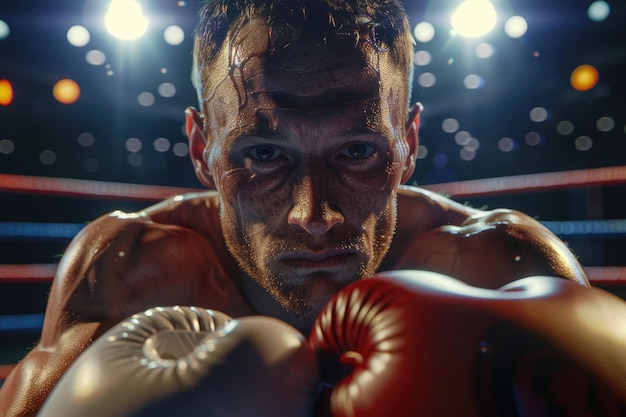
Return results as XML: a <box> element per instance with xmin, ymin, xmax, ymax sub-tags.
<box><xmin>275</xmin><ymin>270</ymin><xmax>362</xmax><ymax>321</ymax></box>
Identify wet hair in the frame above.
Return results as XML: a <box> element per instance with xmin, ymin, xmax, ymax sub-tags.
<box><xmin>191</xmin><ymin>0</ymin><xmax>414</xmax><ymax>110</ymax></box>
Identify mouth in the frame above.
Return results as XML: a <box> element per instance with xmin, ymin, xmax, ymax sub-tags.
<box><xmin>277</xmin><ymin>250</ymin><xmax>359</xmax><ymax>271</ymax></box>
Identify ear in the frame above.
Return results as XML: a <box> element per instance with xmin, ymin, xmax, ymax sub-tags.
<box><xmin>186</xmin><ymin>106</ymin><xmax>216</xmax><ymax>189</ymax></box>
<box><xmin>401</xmin><ymin>102</ymin><xmax>422</xmax><ymax>183</ymax></box>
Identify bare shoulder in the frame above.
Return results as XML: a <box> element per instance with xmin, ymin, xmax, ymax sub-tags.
<box><xmin>386</xmin><ymin>185</ymin><xmax>588</xmax><ymax>288</ymax></box>
<box><xmin>0</xmin><ymin>192</ymin><xmax>243</xmax><ymax>417</ymax></box>
<box><xmin>395</xmin><ymin>185</ymin><xmax>481</xmax><ymax>227</ymax></box>
<box><xmin>43</xmin><ymin>191</ymin><xmax>229</xmax><ymax>336</ymax></box>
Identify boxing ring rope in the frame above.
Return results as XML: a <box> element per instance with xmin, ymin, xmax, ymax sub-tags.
<box><xmin>0</xmin><ymin>173</ymin><xmax>202</xmax><ymax>201</ymax></box>
<box><xmin>1</xmin><ymin>166</ymin><xmax>626</xmax><ymax>380</ymax></box>
<box><xmin>420</xmin><ymin>165</ymin><xmax>626</xmax><ymax>198</ymax></box>
<box><xmin>1</xmin><ymin>165</ymin><xmax>626</xmax><ymax>200</ymax></box>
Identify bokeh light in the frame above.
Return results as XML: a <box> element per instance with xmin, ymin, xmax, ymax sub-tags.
<box><xmin>0</xmin><ymin>79</ymin><xmax>14</xmax><ymax>106</ymax></box>
<box><xmin>525</xmin><ymin>132</ymin><xmax>542</xmax><ymax>146</ymax></box>
<box><xmin>39</xmin><ymin>150</ymin><xmax>57</xmax><ymax>165</ymax></box>
<box><xmin>105</xmin><ymin>0</ymin><xmax>149</xmax><ymax>40</ymax></box>
<box><xmin>571</xmin><ymin>64</ymin><xmax>599</xmax><ymax>91</ymax></box>
<box><xmin>125</xmin><ymin>137</ymin><xmax>142</xmax><ymax>152</ymax></box>
<box><xmin>157</xmin><ymin>82</ymin><xmax>176</xmax><ymax>98</ymax></box>
<box><xmin>455</xmin><ymin>131</ymin><xmax>472</xmax><ymax>146</ymax></box>
<box><xmin>154</xmin><ymin>137</ymin><xmax>171</xmax><ymax>152</ymax></box>
<box><xmin>413</xmin><ymin>22</ymin><xmax>435</xmax><ymax>43</ymax></box>
<box><xmin>0</xmin><ymin>139</ymin><xmax>15</xmax><ymax>154</ymax></box>
<box><xmin>451</xmin><ymin>0</ymin><xmax>497</xmax><ymax>38</ymax></box>
<box><xmin>498</xmin><ymin>137</ymin><xmax>516</xmax><ymax>152</ymax></box>
<box><xmin>588</xmin><ymin>1</ymin><xmax>610</xmax><ymax>22</ymax></box>
<box><xmin>137</xmin><ymin>92</ymin><xmax>155</xmax><ymax>106</ymax></box>
<box><xmin>596</xmin><ymin>116</ymin><xmax>615</xmax><ymax>132</ymax></box>
<box><xmin>67</xmin><ymin>25</ymin><xmax>90</xmax><ymax>47</ymax></box>
<box><xmin>417</xmin><ymin>145</ymin><xmax>428</xmax><ymax>160</ymax></box>
<box><xmin>529</xmin><ymin>107</ymin><xmax>549</xmax><ymax>122</ymax></box>
<box><xmin>85</xmin><ymin>50</ymin><xmax>106</xmax><ymax>66</ymax></box>
<box><xmin>460</xmin><ymin>147</ymin><xmax>476</xmax><ymax>161</ymax></box>
<box><xmin>172</xmin><ymin>142</ymin><xmax>189</xmax><ymax>157</ymax></box>
<box><xmin>0</xmin><ymin>19</ymin><xmax>9</xmax><ymax>40</ymax></box>
<box><xmin>418</xmin><ymin>72</ymin><xmax>436</xmax><ymax>87</ymax></box>
<box><xmin>77</xmin><ymin>132</ymin><xmax>95</xmax><ymax>147</ymax></box>
<box><xmin>442</xmin><ymin>118</ymin><xmax>460</xmax><ymax>133</ymax></box>
<box><xmin>52</xmin><ymin>79</ymin><xmax>80</xmax><ymax>104</ymax></box>
<box><xmin>504</xmin><ymin>16</ymin><xmax>528</xmax><ymax>38</ymax></box>
<box><xmin>557</xmin><ymin>121</ymin><xmax>574</xmax><ymax>136</ymax></box>
<box><xmin>414</xmin><ymin>50</ymin><xmax>432</xmax><ymax>66</ymax></box>
<box><xmin>475</xmin><ymin>43</ymin><xmax>495</xmax><ymax>59</ymax></box>
<box><xmin>464</xmin><ymin>137</ymin><xmax>480</xmax><ymax>152</ymax></box>
<box><xmin>464</xmin><ymin>74</ymin><xmax>484</xmax><ymax>89</ymax></box>
<box><xmin>128</xmin><ymin>153</ymin><xmax>143</xmax><ymax>166</ymax></box>
<box><xmin>164</xmin><ymin>25</ymin><xmax>185</xmax><ymax>45</ymax></box>
<box><xmin>575</xmin><ymin>136</ymin><xmax>593</xmax><ymax>151</ymax></box>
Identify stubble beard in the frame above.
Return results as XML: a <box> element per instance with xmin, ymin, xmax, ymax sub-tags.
<box><xmin>221</xmin><ymin>198</ymin><xmax>398</xmax><ymax>321</ymax></box>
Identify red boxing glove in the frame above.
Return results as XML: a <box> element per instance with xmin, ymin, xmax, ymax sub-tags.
<box><xmin>39</xmin><ymin>306</ymin><xmax>320</xmax><ymax>417</ymax></box>
<box><xmin>309</xmin><ymin>270</ymin><xmax>626</xmax><ymax>417</ymax></box>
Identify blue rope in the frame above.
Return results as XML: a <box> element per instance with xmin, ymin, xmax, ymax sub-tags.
<box><xmin>0</xmin><ymin>222</ymin><xmax>85</xmax><ymax>240</ymax></box>
<box><xmin>0</xmin><ymin>313</ymin><xmax>44</xmax><ymax>334</ymax></box>
<box><xmin>1</xmin><ymin>220</ymin><xmax>625</xmax><ymax>240</ymax></box>
<box><xmin>542</xmin><ymin>219</ymin><xmax>626</xmax><ymax>238</ymax></box>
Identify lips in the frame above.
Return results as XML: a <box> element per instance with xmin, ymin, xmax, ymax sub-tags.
<box><xmin>278</xmin><ymin>250</ymin><xmax>358</xmax><ymax>270</ymax></box>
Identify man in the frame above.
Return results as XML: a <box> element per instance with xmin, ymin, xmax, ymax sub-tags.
<box><xmin>0</xmin><ymin>0</ymin><xmax>589</xmax><ymax>415</ymax></box>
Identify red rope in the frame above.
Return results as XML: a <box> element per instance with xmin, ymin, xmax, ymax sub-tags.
<box><xmin>1</xmin><ymin>166</ymin><xmax>625</xmax><ymax>201</ymax></box>
<box><xmin>422</xmin><ymin>165</ymin><xmax>626</xmax><ymax>198</ymax></box>
<box><xmin>0</xmin><ymin>264</ymin><xmax>57</xmax><ymax>283</ymax></box>
<box><xmin>0</xmin><ymin>263</ymin><xmax>623</xmax><ymax>285</ymax></box>
<box><xmin>0</xmin><ymin>173</ymin><xmax>202</xmax><ymax>201</ymax></box>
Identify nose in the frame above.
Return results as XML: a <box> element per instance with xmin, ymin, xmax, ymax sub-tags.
<box><xmin>287</xmin><ymin>175</ymin><xmax>344</xmax><ymax>235</ymax></box>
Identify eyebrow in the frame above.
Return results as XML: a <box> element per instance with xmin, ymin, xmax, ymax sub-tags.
<box><xmin>231</xmin><ymin>116</ymin><xmax>382</xmax><ymax>148</ymax></box>
<box><xmin>229</xmin><ymin>114</ymin><xmax>285</xmax><ymax>143</ymax></box>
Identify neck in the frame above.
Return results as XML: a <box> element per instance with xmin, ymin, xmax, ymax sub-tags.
<box><xmin>239</xmin><ymin>273</ymin><xmax>314</xmax><ymax>336</ymax></box>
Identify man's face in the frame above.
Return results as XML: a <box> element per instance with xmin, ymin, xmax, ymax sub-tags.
<box><xmin>196</xmin><ymin>17</ymin><xmax>412</xmax><ymax>320</ymax></box>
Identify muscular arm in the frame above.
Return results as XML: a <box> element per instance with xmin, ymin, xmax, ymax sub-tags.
<box><xmin>0</xmin><ymin>194</ymin><xmax>252</xmax><ymax>417</ymax></box>
<box><xmin>386</xmin><ymin>186</ymin><xmax>588</xmax><ymax>288</ymax></box>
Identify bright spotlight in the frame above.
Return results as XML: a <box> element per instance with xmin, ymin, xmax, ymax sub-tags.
<box><xmin>105</xmin><ymin>0</ymin><xmax>149</xmax><ymax>40</ymax></box>
<box><xmin>451</xmin><ymin>0</ymin><xmax>498</xmax><ymax>38</ymax></box>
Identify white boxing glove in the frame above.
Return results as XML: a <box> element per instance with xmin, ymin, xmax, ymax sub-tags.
<box><xmin>38</xmin><ymin>306</ymin><xmax>320</xmax><ymax>417</ymax></box>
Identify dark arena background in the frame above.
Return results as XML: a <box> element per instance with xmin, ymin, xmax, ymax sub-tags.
<box><xmin>1</xmin><ymin>0</ymin><xmax>625</xmax><ymax>377</ymax></box>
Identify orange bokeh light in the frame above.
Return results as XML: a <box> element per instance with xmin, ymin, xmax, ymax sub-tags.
<box><xmin>53</xmin><ymin>78</ymin><xmax>80</xmax><ymax>104</ymax></box>
<box><xmin>570</xmin><ymin>64</ymin><xmax>599</xmax><ymax>91</ymax></box>
<box><xmin>0</xmin><ymin>79</ymin><xmax>13</xmax><ymax>106</ymax></box>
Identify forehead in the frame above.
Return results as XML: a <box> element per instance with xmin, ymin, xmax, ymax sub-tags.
<box><xmin>235</xmin><ymin>18</ymin><xmax>383</xmax><ymax>103</ymax></box>
<box><xmin>201</xmin><ymin>16</ymin><xmax>407</xmax><ymax>139</ymax></box>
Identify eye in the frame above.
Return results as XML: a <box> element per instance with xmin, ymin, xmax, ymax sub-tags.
<box><xmin>340</xmin><ymin>143</ymin><xmax>376</xmax><ymax>159</ymax></box>
<box><xmin>248</xmin><ymin>145</ymin><xmax>283</xmax><ymax>162</ymax></box>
